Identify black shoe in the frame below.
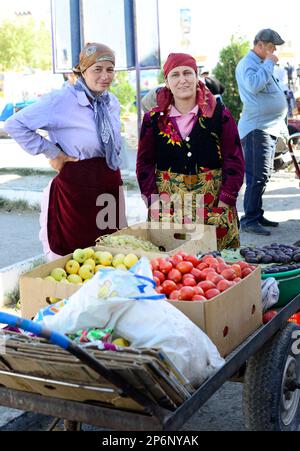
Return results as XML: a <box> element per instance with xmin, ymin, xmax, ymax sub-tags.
<box><xmin>259</xmin><ymin>217</ymin><xmax>279</xmax><ymax>227</ymax></box>
<box><xmin>241</xmin><ymin>223</ymin><xmax>271</xmax><ymax>236</ymax></box>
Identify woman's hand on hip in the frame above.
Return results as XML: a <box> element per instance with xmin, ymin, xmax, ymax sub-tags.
<box><xmin>49</xmin><ymin>151</ymin><xmax>79</xmax><ymax>172</ymax></box>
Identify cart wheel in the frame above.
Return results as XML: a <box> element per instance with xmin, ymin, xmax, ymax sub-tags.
<box><xmin>243</xmin><ymin>323</ymin><xmax>300</xmax><ymax>431</ymax></box>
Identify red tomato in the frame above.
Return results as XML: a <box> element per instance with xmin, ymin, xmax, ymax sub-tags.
<box><xmin>217</xmin><ymin>279</ymin><xmax>232</xmax><ymax>292</ymax></box>
<box><xmin>167</xmin><ymin>268</ymin><xmax>182</xmax><ymax>283</ymax></box>
<box><xmin>236</xmin><ymin>260</ymin><xmax>249</xmax><ymax>270</ymax></box>
<box><xmin>190</xmin><ymin>268</ymin><xmax>204</xmax><ymax>282</ymax></box>
<box><xmin>216</xmin><ymin>256</ymin><xmax>225</xmax><ymax>264</ymax></box>
<box><xmin>159</xmin><ymin>260</ymin><xmax>173</xmax><ymax>274</ymax></box>
<box><xmin>204</xmin><ymin>257</ymin><xmax>218</xmax><ymax>266</ymax></box>
<box><xmin>194</xmin><ymin>286</ymin><xmax>205</xmax><ymax>296</ymax></box>
<box><xmin>178</xmin><ymin>286</ymin><xmax>195</xmax><ymax>301</ymax></box>
<box><xmin>182</xmin><ymin>273</ymin><xmax>196</xmax><ymax>282</ymax></box>
<box><xmin>233</xmin><ymin>277</ymin><xmax>242</xmax><ymax>284</ymax></box>
<box><xmin>192</xmin><ymin>295</ymin><xmax>207</xmax><ymax>301</ymax></box>
<box><xmin>161</xmin><ymin>280</ymin><xmax>177</xmax><ymax>295</ymax></box>
<box><xmin>153</xmin><ymin>276</ymin><xmax>160</xmax><ymax>287</ymax></box>
<box><xmin>263</xmin><ymin>310</ymin><xmax>278</xmax><ymax>324</ymax></box>
<box><xmin>197</xmin><ymin>262</ymin><xmax>209</xmax><ymax>270</ymax></box>
<box><xmin>170</xmin><ymin>254</ymin><xmax>184</xmax><ymax>266</ymax></box>
<box><xmin>178</xmin><ymin>251</ymin><xmax>188</xmax><ymax>258</ymax></box>
<box><xmin>216</xmin><ymin>263</ymin><xmax>230</xmax><ymax>274</ymax></box>
<box><xmin>183</xmin><ymin>277</ymin><xmax>197</xmax><ymax>287</ymax></box>
<box><xmin>155</xmin><ymin>286</ymin><xmax>164</xmax><ymax>294</ymax></box>
<box><xmin>201</xmin><ymin>267</ymin><xmax>216</xmax><ymax>277</ymax></box>
<box><xmin>206</xmin><ymin>271</ymin><xmax>223</xmax><ymax>283</ymax></box>
<box><xmin>184</xmin><ymin>255</ymin><xmax>200</xmax><ymax>267</ymax></box>
<box><xmin>150</xmin><ymin>259</ymin><xmax>160</xmax><ymax>271</ymax></box>
<box><xmin>248</xmin><ymin>266</ymin><xmax>256</xmax><ymax>271</ymax></box>
<box><xmin>176</xmin><ymin>261</ymin><xmax>194</xmax><ymax>274</ymax></box>
<box><xmin>169</xmin><ymin>290</ymin><xmax>180</xmax><ymax>300</ymax></box>
<box><xmin>221</xmin><ymin>268</ymin><xmax>236</xmax><ymax>281</ymax></box>
<box><xmin>205</xmin><ymin>288</ymin><xmax>221</xmax><ymax>300</ymax></box>
<box><xmin>153</xmin><ymin>270</ymin><xmax>165</xmax><ymax>284</ymax></box>
<box><xmin>242</xmin><ymin>268</ymin><xmax>252</xmax><ymax>278</ymax></box>
<box><xmin>231</xmin><ymin>264</ymin><xmax>242</xmax><ymax>278</ymax></box>
<box><xmin>202</xmin><ymin>255</ymin><xmax>216</xmax><ymax>264</ymax></box>
<box><xmin>176</xmin><ymin>283</ymin><xmax>183</xmax><ymax>290</ymax></box>
<box><xmin>198</xmin><ymin>280</ymin><xmax>216</xmax><ymax>292</ymax></box>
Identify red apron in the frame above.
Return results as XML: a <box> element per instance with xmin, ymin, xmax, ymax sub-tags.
<box><xmin>47</xmin><ymin>157</ymin><xmax>127</xmax><ymax>256</ymax></box>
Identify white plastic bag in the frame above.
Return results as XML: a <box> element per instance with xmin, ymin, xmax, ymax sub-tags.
<box><xmin>42</xmin><ymin>258</ymin><xmax>225</xmax><ymax>386</ymax></box>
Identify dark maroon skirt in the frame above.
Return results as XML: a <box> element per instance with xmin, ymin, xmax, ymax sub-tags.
<box><xmin>47</xmin><ymin>157</ymin><xmax>127</xmax><ymax>256</ymax></box>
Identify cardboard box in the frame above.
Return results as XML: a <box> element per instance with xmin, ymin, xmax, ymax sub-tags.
<box><xmin>20</xmin><ymin>222</ymin><xmax>216</xmax><ymax>320</ymax></box>
<box><xmin>167</xmin><ymin>267</ymin><xmax>262</xmax><ymax>357</ymax></box>
<box><xmin>96</xmin><ymin>222</ymin><xmax>217</xmax><ymax>258</ymax></box>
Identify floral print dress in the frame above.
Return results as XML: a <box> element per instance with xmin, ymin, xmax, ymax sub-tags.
<box><xmin>137</xmin><ymin>104</ymin><xmax>245</xmax><ymax>251</ymax></box>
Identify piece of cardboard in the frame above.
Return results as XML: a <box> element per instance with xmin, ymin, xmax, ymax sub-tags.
<box><xmin>167</xmin><ymin>267</ymin><xmax>262</xmax><ymax>357</ymax></box>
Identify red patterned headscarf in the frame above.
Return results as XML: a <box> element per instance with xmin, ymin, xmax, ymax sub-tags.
<box><xmin>155</xmin><ymin>52</ymin><xmax>216</xmax><ymax>119</ymax></box>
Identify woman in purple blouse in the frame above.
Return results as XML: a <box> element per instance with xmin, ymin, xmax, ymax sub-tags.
<box><xmin>5</xmin><ymin>43</ymin><xmax>127</xmax><ymax>260</ymax></box>
<box><xmin>137</xmin><ymin>53</ymin><xmax>245</xmax><ymax>250</ymax></box>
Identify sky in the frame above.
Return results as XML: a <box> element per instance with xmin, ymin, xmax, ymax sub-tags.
<box><xmin>1</xmin><ymin>0</ymin><xmax>300</xmax><ymax>70</ymax></box>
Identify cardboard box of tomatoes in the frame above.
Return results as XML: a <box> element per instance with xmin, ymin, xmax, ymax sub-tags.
<box><xmin>151</xmin><ymin>253</ymin><xmax>262</xmax><ymax>357</ymax></box>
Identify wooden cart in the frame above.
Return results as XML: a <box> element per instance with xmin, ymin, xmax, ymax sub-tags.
<box><xmin>0</xmin><ymin>292</ymin><xmax>299</xmax><ymax>432</ymax></box>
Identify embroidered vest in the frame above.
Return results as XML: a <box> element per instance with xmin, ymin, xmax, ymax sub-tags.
<box><xmin>152</xmin><ymin>102</ymin><xmax>223</xmax><ymax>175</ymax></box>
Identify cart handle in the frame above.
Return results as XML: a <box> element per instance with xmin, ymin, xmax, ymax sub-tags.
<box><xmin>0</xmin><ymin>312</ymin><xmax>168</xmax><ymax>421</ymax></box>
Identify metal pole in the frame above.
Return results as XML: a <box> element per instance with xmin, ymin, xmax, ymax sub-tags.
<box><xmin>132</xmin><ymin>0</ymin><xmax>142</xmax><ymax>136</ymax></box>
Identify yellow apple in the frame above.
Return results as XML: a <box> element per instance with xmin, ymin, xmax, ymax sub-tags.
<box><xmin>65</xmin><ymin>259</ymin><xmax>80</xmax><ymax>275</ymax></box>
<box><xmin>73</xmin><ymin>248</ymin><xmax>87</xmax><ymax>264</ymax></box>
<box><xmin>67</xmin><ymin>274</ymin><xmax>83</xmax><ymax>284</ymax></box>
<box><xmin>85</xmin><ymin>258</ymin><xmax>96</xmax><ymax>270</ymax></box>
<box><xmin>83</xmin><ymin>247</ymin><xmax>95</xmax><ymax>259</ymax></box>
<box><xmin>112</xmin><ymin>253</ymin><xmax>125</xmax><ymax>267</ymax></box>
<box><xmin>115</xmin><ymin>264</ymin><xmax>127</xmax><ymax>270</ymax></box>
<box><xmin>124</xmin><ymin>253</ymin><xmax>139</xmax><ymax>269</ymax></box>
<box><xmin>50</xmin><ymin>267</ymin><xmax>67</xmax><ymax>282</ymax></box>
<box><xmin>94</xmin><ymin>251</ymin><xmax>113</xmax><ymax>266</ymax></box>
<box><xmin>95</xmin><ymin>264</ymin><xmax>106</xmax><ymax>272</ymax></box>
<box><xmin>78</xmin><ymin>264</ymin><xmax>94</xmax><ymax>280</ymax></box>
<box><xmin>112</xmin><ymin>338</ymin><xmax>130</xmax><ymax>347</ymax></box>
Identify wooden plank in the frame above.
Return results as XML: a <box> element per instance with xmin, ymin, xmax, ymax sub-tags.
<box><xmin>0</xmin><ymin>387</ymin><xmax>164</xmax><ymax>431</ymax></box>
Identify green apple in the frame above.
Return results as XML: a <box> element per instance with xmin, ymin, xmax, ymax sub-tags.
<box><xmin>79</xmin><ymin>264</ymin><xmax>94</xmax><ymax>280</ymax></box>
<box><xmin>67</xmin><ymin>274</ymin><xmax>83</xmax><ymax>284</ymax></box>
<box><xmin>112</xmin><ymin>253</ymin><xmax>125</xmax><ymax>267</ymax></box>
<box><xmin>124</xmin><ymin>253</ymin><xmax>139</xmax><ymax>269</ymax></box>
<box><xmin>50</xmin><ymin>268</ymin><xmax>67</xmax><ymax>282</ymax></box>
<box><xmin>83</xmin><ymin>247</ymin><xmax>95</xmax><ymax>259</ymax></box>
<box><xmin>65</xmin><ymin>259</ymin><xmax>80</xmax><ymax>275</ymax></box>
<box><xmin>73</xmin><ymin>248</ymin><xmax>87</xmax><ymax>264</ymax></box>
<box><xmin>44</xmin><ymin>275</ymin><xmax>56</xmax><ymax>282</ymax></box>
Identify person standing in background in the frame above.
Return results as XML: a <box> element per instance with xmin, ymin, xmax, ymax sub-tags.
<box><xmin>236</xmin><ymin>29</ymin><xmax>288</xmax><ymax>236</ymax></box>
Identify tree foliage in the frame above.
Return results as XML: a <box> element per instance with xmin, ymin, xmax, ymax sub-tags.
<box><xmin>0</xmin><ymin>18</ymin><xmax>52</xmax><ymax>71</ymax></box>
<box><xmin>110</xmin><ymin>71</ymin><xmax>136</xmax><ymax>113</ymax></box>
<box><xmin>213</xmin><ymin>36</ymin><xmax>250</xmax><ymax>121</ymax></box>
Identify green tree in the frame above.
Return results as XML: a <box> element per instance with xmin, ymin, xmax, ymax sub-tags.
<box><xmin>110</xmin><ymin>71</ymin><xmax>136</xmax><ymax>113</ymax></box>
<box><xmin>213</xmin><ymin>36</ymin><xmax>250</xmax><ymax>121</ymax></box>
<box><xmin>0</xmin><ymin>18</ymin><xmax>52</xmax><ymax>71</ymax></box>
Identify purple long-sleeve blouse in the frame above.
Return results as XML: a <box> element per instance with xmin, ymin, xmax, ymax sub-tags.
<box><xmin>137</xmin><ymin>106</ymin><xmax>245</xmax><ymax>207</ymax></box>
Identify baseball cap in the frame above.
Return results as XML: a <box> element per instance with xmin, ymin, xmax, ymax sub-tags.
<box><xmin>254</xmin><ymin>29</ymin><xmax>285</xmax><ymax>45</ymax></box>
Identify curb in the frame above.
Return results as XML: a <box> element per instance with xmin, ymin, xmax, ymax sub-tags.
<box><xmin>0</xmin><ymin>255</ymin><xmax>46</xmax><ymax>307</ymax></box>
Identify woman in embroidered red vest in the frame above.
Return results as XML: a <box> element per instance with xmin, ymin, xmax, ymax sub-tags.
<box><xmin>136</xmin><ymin>53</ymin><xmax>245</xmax><ymax>250</ymax></box>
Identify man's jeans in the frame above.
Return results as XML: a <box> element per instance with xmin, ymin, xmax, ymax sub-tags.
<box><xmin>240</xmin><ymin>129</ymin><xmax>277</xmax><ymax>227</ymax></box>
